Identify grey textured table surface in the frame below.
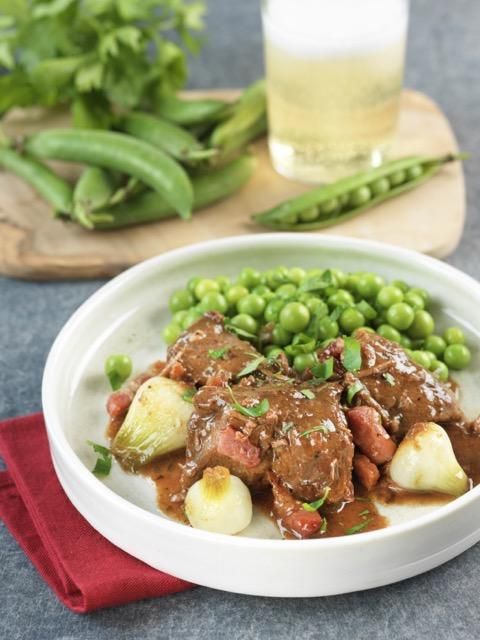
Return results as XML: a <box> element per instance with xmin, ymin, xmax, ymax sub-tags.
<box><xmin>1</xmin><ymin>1</ymin><xmax>479</xmax><ymax>638</ymax></box>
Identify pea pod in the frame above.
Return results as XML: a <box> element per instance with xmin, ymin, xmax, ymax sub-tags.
<box><xmin>118</xmin><ymin>112</ymin><xmax>218</xmax><ymax>164</ymax></box>
<box><xmin>252</xmin><ymin>153</ymin><xmax>467</xmax><ymax>231</ymax></box>
<box><xmin>215</xmin><ymin>114</ymin><xmax>267</xmax><ymax>162</ymax></box>
<box><xmin>0</xmin><ymin>145</ymin><xmax>72</xmax><ymax>214</ymax></box>
<box><xmin>25</xmin><ymin>129</ymin><xmax>193</xmax><ymax>220</ymax></box>
<box><xmin>73</xmin><ymin>167</ymin><xmax>116</xmax><ymax>229</ymax></box>
<box><xmin>87</xmin><ymin>154</ymin><xmax>256</xmax><ymax>230</ymax></box>
<box><xmin>156</xmin><ymin>94</ymin><xmax>231</xmax><ymax>126</ymax></box>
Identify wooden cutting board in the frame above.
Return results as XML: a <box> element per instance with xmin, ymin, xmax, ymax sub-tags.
<box><xmin>0</xmin><ymin>89</ymin><xmax>465</xmax><ymax>280</ymax></box>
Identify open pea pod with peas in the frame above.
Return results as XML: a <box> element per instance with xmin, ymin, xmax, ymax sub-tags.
<box><xmin>252</xmin><ymin>153</ymin><xmax>467</xmax><ymax>231</ymax></box>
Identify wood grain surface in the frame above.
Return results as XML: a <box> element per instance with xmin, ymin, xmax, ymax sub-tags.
<box><xmin>0</xmin><ymin>89</ymin><xmax>465</xmax><ymax>280</ymax></box>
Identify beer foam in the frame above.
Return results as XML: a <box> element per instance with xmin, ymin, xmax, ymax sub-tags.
<box><xmin>263</xmin><ymin>0</ymin><xmax>409</xmax><ymax>57</ymax></box>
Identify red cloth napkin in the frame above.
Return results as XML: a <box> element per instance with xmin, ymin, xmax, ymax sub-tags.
<box><xmin>0</xmin><ymin>413</ymin><xmax>193</xmax><ymax>613</ymax></box>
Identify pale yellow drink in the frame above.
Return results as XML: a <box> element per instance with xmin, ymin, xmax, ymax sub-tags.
<box><xmin>262</xmin><ymin>0</ymin><xmax>409</xmax><ymax>182</ymax></box>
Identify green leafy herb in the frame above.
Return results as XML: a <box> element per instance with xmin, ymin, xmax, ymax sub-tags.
<box><xmin>346</xmin><ymin>380</ymin><xmax>364</xmax><ymax>405</ymax></box>
<box><xmin>299</xmin><ymin>269</ymin><xmax>334</xmax><ymax>293</ymax></box>
<box><xmin>300</xmin><ymin>388</ymin><xmax>315</xmax><ymax>400</ymax></box>
<box><xmin>356</xmin><ymin>300</ymin><xmax>377</xmax><ymax>320</ymax></box>
<box><xmin>345</xmin><ymin>518</ymin><xmax>373</xmax><ymax>535</ymax></box>
<box><xmin>355</xmin><ymin>497</ymin><xmax>372</xmax><ymax>503</ymax></box>
<box><xmin>311</xmin><ymin>357</ymin><xmax>334</xmax><ymax>381</ymax></box>
<box><xmin>320</xmin><ymin>517</ymin><xmax>328</xmax><ymax>534</ymax></box>
<box><xmin>87</xmin><ymin>440</ymin><xmax>112</xmax><ymax>477</ymax></box>
<box><xmin>281</xmin><ymin>421</ymin><xmax>294</xmax><ymax>433</ymax></box>
<box><xmin>182</xmin><ymin>388</ymin><xmax>196</xmax><ymax>403</ymax></box>
<box><xmin>300</xmin><ymin>420</ymin><xmax>335</xmax><ymax>438</ymax></box>
<box><xmin>343</xmin><ymin>336</ymin><xmax>362</xmax><ymax>372</ymax></box>
<box><xmin>359</xmin><ymin>509</ymin><xmax>370</xmax><ymax>517</ymax></box>
<box><xmin>329</xmin><ymin>306</ymin><xmax>344</xmax><ymax>323</ymax></box>
<box><xmin>0</xmin><ymin>1</ymin><xmax>206</xmax><ymax>122</ymax></box>
<box><xmin>228</xmin><ymin>387</ymin><xmax>270</xmax><ymax>418</ymax></box>
<box><xmin>383</xmin><ymin>372</ymin><xmax>395</xmax><ymax>386</ymax></box>
<box><xmin>237</xmin><ymin>355</ymin><xmax>265</xmax><ymax>378</ymax></box>
<box><xmin>227</xmin><ymin>324</ymin><xmax>257</xmax><ymax>340</ymax></box>
<box><xmin>285</xmin><ymin>334</ymin><xmax>316</xmax><ymax>357</ymax></box>
<box><xmin>302</xmin><ymin>487</ymin><xmax>331</xmax><ymax>512</ymax></box>
<box><xmin>208</xmin><ymin>346</ymin><xmax>229</xmax><ymax>360</ymax></box>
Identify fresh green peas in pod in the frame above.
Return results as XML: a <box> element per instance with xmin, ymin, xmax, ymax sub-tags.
<box><xmin>316</xmin><ymin>317</ymin><xmax>340</xmax><ymax>341</ymax></box>
<box><xmin>385</xmin><ymin>302</ymin><xmax>415</xmax><ymax>331</ymax></box>
<box><xmin>338</xmin><ymin>193</ymin><xmax>350</xmax><ymax>209</ymax></box>
<box><xmin>407</xmin><ymin>310</ymin><xmax>435</xmax><ymax>339</ymax></box>
<box><xmin>282</xmin><ymin>212</ymin><xmax>298</xmax><ymax>225</ymax></box>
<box><xmin>408</xmin><ymin>287</ymin><xmax>430</xmax><ymax>306</ymax></box>
<box><xmin>237</xmin><ymin>293</ymin><xmax>266</xmax><ymax>317</ymax></box>
<box><xmin>173</xmin><ymin>310</ymin><xmax>188</xmax><ymax>325</ymax></box>
<box><xmin>443</xmin><ymin>344</ymin><xmax>471</xmax><ymax>370</ymax></box>
<box><xmin>182</xmin><ymin>308</ymin><xmax>203</xmax><ymax>329</ymax></box>
<box><xmin>349</xmin><ymin>185</ymin><xmax>372</xmax><ymax>208</ymax></box>
<box><xmin>306</xmin><ymin>298</ymin><xmax>329</xmax><ymax>317</ymax></box>
<box><xmin>288</xmin><ymin>267</ymin><xmax>307</xmax><ymax>284</ymax></box>
<box><xmin>370</xmin><ymin>177</ymin><xmax>390</xmax><ymax>197</ymax></box>
<box><xmin>216</xmin><ymin>276</ymin><xmax>231</xmax><ymax>291</ymax></box>
<box><xmin>199</xmin><ymin>291</ymin><xmax>228</xmax><ymax>313</ymax></box>
<box><xmin>376</xmin><ymin>285</ymin><xmax>404</xmax><ymax>308</ymax></box>
<box><xmin>238</xmin><ymin>267</ymin><xmax>262</xmax><ymax>289</ymax></box>
<box><xmin>194</xmin><ymin>278</ymin><xmax>220</xmax><ymax>300</ymax></box>
<box><xmin>225</xmin><ymin>284</ymin><xmax>249</xmax><ymax>306</ymax></box>
<box><xmin>318</xmin><ymin>198</ymin><xmax>340</xmax><ymax>217</ymax></box>
<box><xmin>411</xmin><ymin>350</ymin><xmax>433</xmax><ymax>369</ymax></box>
<box><xmin>279</xmin><ymin>302</ymin><xmax>310</xmax><ymax>333</ymax></box>
<box><xmin>339</xmin><ymin>308</ymin><xmax>365</xmax><ymax>334</ymax></box>
<box><xmin>328</xmin><ymin>289</ymin><xmax>355</xmax><ymax>308</ymax></box>
<box><xmin>299</xmin><ymin>207</ymin><xmax>319</xmax><ymax>222</ymax></box>
<box><xmin>399</xmin><ymin>335</ymin><xmax>412</xmax><ymax>349</ymax></box>
<box><xmin>404</xmin><ymin>291</ymin><xmax>425</xmax><ymax>311</ymax></box>
<box><xmin>276</xmin><ymin>283</ymin><xmax>297</xmax><ymax>299</ymax></box>
<box><xmin>104</xmin><ymin>354</ymin><xmax>133</xmax><ymax>390</ymax></box>
<box><xmin>423</xmin><ymin>335</ymin><xmax>447</xmax><ymax>357</ymax></box>
<box><xmin>443</xmin><ymin>326</ymin><xmax>466</xmax><ymax>345</ymax></box>
<box><xmin>376</xmin><ymin>324</ymin><xmax>402</xmax><ymax>343</ymax></box>
<box><xmin>431</xmin><ymin>359</ymin><xmax>449</xmax><ymax>382</ymax></box>
<box><xmin>169</xmin><ymin>289</ymin><xmax>195</xmax><ymax>313</ymax></box>
<box><xmin>264</xmin><ymin>299</ymin><xmax>284</xmax><ymax>322</ymax></box>
<box><xmin>230</xmin><ymin>313</ymin><xmax>258</xmax><ymax>335</ymax></box>
<box><xmin>293</xmin><ymin>352</ymin><xmax>317</xmax><ymax>373</ymax></box>
<box><xmin>356</xmin><ymin>273</ymin><xmax>385</xmax><ymax>299</ymax></box>
<box><xmin>162</xmin><ymin>323</ymin><xmax>182</xmax><ymax>345</ymax></box>
<box><xmin>406</xmin><ymin>165</ymin><xmax>424</xmax><ymax>181</ymax></box>
<box><xmin>272</xmin><ymin>324</ymin><xmax>292</xmax><ymax>346</ymax></box>
<box><xmin>389</xmin><ymin>170</ymin><xmax>406</xmax><ymax>187</ymax></box>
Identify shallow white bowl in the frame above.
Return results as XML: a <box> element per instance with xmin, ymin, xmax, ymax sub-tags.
<box><xmin>42</xmin><ymin>234</ymin><xmax>480</xmax><ymax>597</ymax></box>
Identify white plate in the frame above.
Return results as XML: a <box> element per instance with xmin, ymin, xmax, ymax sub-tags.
<box><xmin>42</xmin><ymin>234</ymin><xmax>480</xmax><ymax>597</ymax></box>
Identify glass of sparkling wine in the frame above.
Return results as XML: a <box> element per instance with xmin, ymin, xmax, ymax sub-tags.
<box><xmin>262</xmin><ymin>0</ymin><xmax>410</xmax><ymax>182</ymax></box>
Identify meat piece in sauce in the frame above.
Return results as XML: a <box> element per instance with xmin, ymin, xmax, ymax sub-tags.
<box><xmin>269</xmin><ymin>472</ymin><xmax>322</xmax><ymax>539</ymax></box>
<box><xmin>270</xmin><ymin>383</ymin><xmax>354</xmax><ymax>504</ymax></box>
<box><xmin>164</xmin><ymin>312</ymin><xmax>278</xmax><ymax>386</ymax></box>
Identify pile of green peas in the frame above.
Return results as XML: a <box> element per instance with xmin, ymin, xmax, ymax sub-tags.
<box><xmin>164</xmin><ymin>266</ymin><xmax>472</xmax><ymax>382</ymax></box>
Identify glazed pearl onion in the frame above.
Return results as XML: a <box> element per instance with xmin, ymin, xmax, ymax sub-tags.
<box><xmin>185</xmin><ymin>466</ymin><xmax>253</xmax><ymax>535</ymax></box>
<box><xmin>390</xmin><ymin>422</ymin><xmax>469</xmax><ymax>497</ymax></box>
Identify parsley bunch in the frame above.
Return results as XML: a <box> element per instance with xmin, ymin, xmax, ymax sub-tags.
<box><xmin>0</xmin><ymin>0</ymin><xmax>205</xmax><ymax>127</ymax></box>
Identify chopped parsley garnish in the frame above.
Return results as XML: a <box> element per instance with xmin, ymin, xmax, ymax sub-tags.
<box><xmin>342</xmin><ymin>336</ymin><xmax>362</xmax><ymax>372</ymax></box>
<box><xmin>87</xmin><ymin>440</ymin><xmax>112</xmax><ymax>477</ymax></box>
<box><xmin>182</xmin><ymin>388</ymin><xmax>196</xmax><ymax>403</ymax></box>
<box><xmin>311</xmin><ymin>357</ymin><xmax>334</xmax><ymax>381</ymax></box>
<box><xmin>320</xmin><ymin>517</ymin><xmax>328</xmax><ymax>534</ymax></box>
<box><xmin>285</xmin><ymin>334</ymin><xmax>316</xmax><ymax>356</ymax></box>
<box><xmin>208</xmin><ymin>346</ymin><xmax>230</xmax><ymax>360</ymax></box>
<box><xmin>346</xmin><ymin>380</ymin><xmax>364</xmax><ymax>405</ymax></box>
<box><xmin>299</xmin><ymin>269</ymin><xmax>334</xmax><ymax>293</ymax></box>
<box><xmin>281</xmin><ymin>421</ymin><xmax>294</xmax><ymax>433</ymax></box>
<box><xmin>302</xmin><ymin>487</ymin><xmax>331</xmax><ymax>512</ymax></box>
<box><xmin>300</xmin><ymin>388</ymin><xmax>315</xmax><ymax>400</ymax></box>
<box><xmin>329</xmin><ymin>306</ymin><xmax>343</xmax><ymax>323</ymax></box>
<box><xmin>300</xmin><ymin>420</ymin><xmax>335</xmax><ymax>437</ymax></box>
<box><xmin>237</xmin><ymin>355</ymin><xmax>265</xmax><ymax>378</ymax></box>
<box><xmin>226</xmin><ymin>324</ymin><xmax>257</xmax><ymax>340</ymax></box>
<box><xmin>345</xmin><ymin>518</ymin><xmax>373</xmax><ymax>535</ymax></box>
<box><xmin>359</xmin><ymin>509</ymin><xmax>370</xmax><ymax>517</ymax></box>
<box><xmin>383</xmin><ymin>372</ymin><xmax>395</xmax><ymax>386</ymax></box>
<box><xmin>227</xmin><ymin>386</ymin><xmax>270</xmax><ymax>418</ymax></box>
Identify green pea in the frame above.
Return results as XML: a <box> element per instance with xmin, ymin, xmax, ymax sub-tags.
<box><xmin>199</xmin><ymin>291</ymin><xmax>228</xmax><ymax>313</ymax></box>
<box><xmin>399</xmin><ymin>335</ymin><xmax>412</xmax><ymax>349</ymax></box>
<box><xmin>404</xmin><ymin>291</ymin><xmax>425</xmax><ymax>311</ymax></box>
<box><xmin>182</xmin><ymin>308</ymin><xmax>203</xmax><ymax>329</ymax></box>
<box><xmin>340</xmin><ymin>308</ymin><xmax>365</xmax><ymax>334</ymax></box>
<box><xmin>252</xmin><ymin>284</ymin><xmax>272</xmax><ymax>299</ymax></box>
<box><xmin>162</xmin><ymin>323</ymin><xmax>182</xmax><ymax>345</ymax></box>
<box><xmin>288</xmin><ymin>267</ymin><xmax>307</xmax><ymax>284</ymax></box>
<box><xmin>406</xmin><ymin>165</ymin><xmax>423</xmax><ymax>181</ymax></box>
<box><xmin>105</xmin><ymin>354</ymin><xmax>133</xmax><ymax>390</ymax></box>
<box><xmin>331</xmin><ymin>269</ymin><xmax>347</xmax><ymax>288</ymax></box>
<box><xmin>391</xmin><ymin>279</ymin><xmax>409</xmax><ymax>293</ymax></box>
<box><xmin>282</xmin><ymin>212</ymin><xmax>298</xmax><ymax>225</ymax></box>
<box><xmin>370</xmin><ymin>177</ymin><xmax>390</xmax><ymax>197</ymax></box>
<box><xmin>279</xmin><ymin>302</ymin><xmax>310</xmax><ymax>333</ymax></box>
<box><xmin>293</xmin><ymin>352</ymin><xmax>317</xmax><ymax>373</ymax></box>
<box><xmin>272</xmin><ymin>324</ymin><xmax>292</xmax><ymax>346</ymax></box>
<box><xmin>389</xmin><ymin>170</ymin><xmax>406</xmax><ymax>187</ymax></box>
<box><xmin>265</xmin><ymin>345</ymin><xmax>285</xmax><ymax>359</ymax></box>
<box><xmin>195</xmin><ymin>278</ymin><xmax>220</xmax><ymax>300</ymax></box>
<box><xmin>386</xmin><ymin>302</ymin><xmax>415</xmax><ymax>330</ymax></box>
<box><xmin>169</xmin><ymin>289</ymin><xmax>194</xmax><ymax>313</ymax></box>
<box><xmin>328</xmin><ymin>289</ymin><xmax>355</xmax><ymax>308</ymax></box>
<box><xmin>423</xmin><ymin>335</ymin><xmax>447</xmax><ymax>357</ymax></box>
<box><xmin>411</xmin><ymin>350</ymin><xmax>432</xmax><ymax>369</ymax></box>
<box><xmin>443</xmin><ymin>344</ymin><xmax>471</xmax><ymax>370</ymax></box>
<box><xmin>264</xmin><ymin>299</ymin><xmax>284</xmax><ymax>322</ymax></box>
<box><xmin>266</xmin><ymin>266</ymin><xmax>290</xmax><ymax>290</ymax></box>
<box><xmin>377</xmin><ymin>324</ymin><xmax>402</xmax><ymax>343</ymax></box>
<box><xmin>316</xmin><ymin>317</ymin><xmax>340</xmax><ymax>341</ymax></box>
<box><xmin>431</xmin><ymin>359</ymin><xmax>449</xmax><ymax>382</ymax></box>
<box><xmin>299</xmin><ymin>207</ymin><xmax>319</xmax><ymax>222</ymax></box>
<box><xmin>349</xmin><ymin>186</ymin><xmax>372</xmax><ymax>208</ymax></box>
<box><xmin>338</xmin><ymin>193</ymin><xmax>350</xmax><ymax>209</ymax></box>
<box><xmin>408</xmin><ymin>287</ymin><xmax>430</xmax><ymax>306</ymax></box>
<box><xmin>376</xmin><ymin>286</ymin><xmax>404</xmax><ymax>308</ymax></box>
<box><xmin>319</xmin><ymin>198</ymin><xmax>340</xmax><ymax>216</ymax></box>
<box><xmin>444</xmin><ymin>327</ymin><xmax>465</xmax><ymax>345</ymax></box>
<box><xmin>306</xmin><ymin>298</ymin><xmax>329</xmax><ymax>317</ymax></box>
<box><xmin>216</xmin><ymin>276</ymin><xmax>231</xmax><ymax>291</ymax></box>
<box><xmin>237</xmin><ymin>293</ymin><xmax>266</xmax><ymax>317</ymax></box>
<box><xmin>276</xmin><ymin>283</ymin><xmax>297</xmax><ymax>299</ymax></box>
<box><xmin>226</xmin><ymin>284</ymin><xmax>249</xmax><ymax>306</ymax></box>
<box><xmin>407</xmin><ymin>310</ymin><xmax>435</xmax><ymax>339</ymax></box>
<box><xmin>345</xmin><ymin>273</ymin><xmax>361</xmax><ymax>292</ymax></box>
<box><xmin>231</xmin><ymin>313</ymin><xmax>258</xmax><ymax>335</ymax></box>
<box><xmin>187</xmin><ymin>276</ymin><xmax>201</xmax><ymax>294</ymax></box>
<box><xmin>173</xmin><ymin>310</ymin><xmax>188</xmax><ymax>325</ymax></box>
<box><xmin>238</xmin><ymin>267</ymin><xmax>262</xmax><ymax>289</ymax></box>
<box><xmin>356</xmin><ymin>273</ymin><xmax>385</xmax><ymax>299</ymax></box>
<box><xmin>410</xmin><ymin>339</ymin><xmax>425</xmax><ymax>350</ymax></box>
